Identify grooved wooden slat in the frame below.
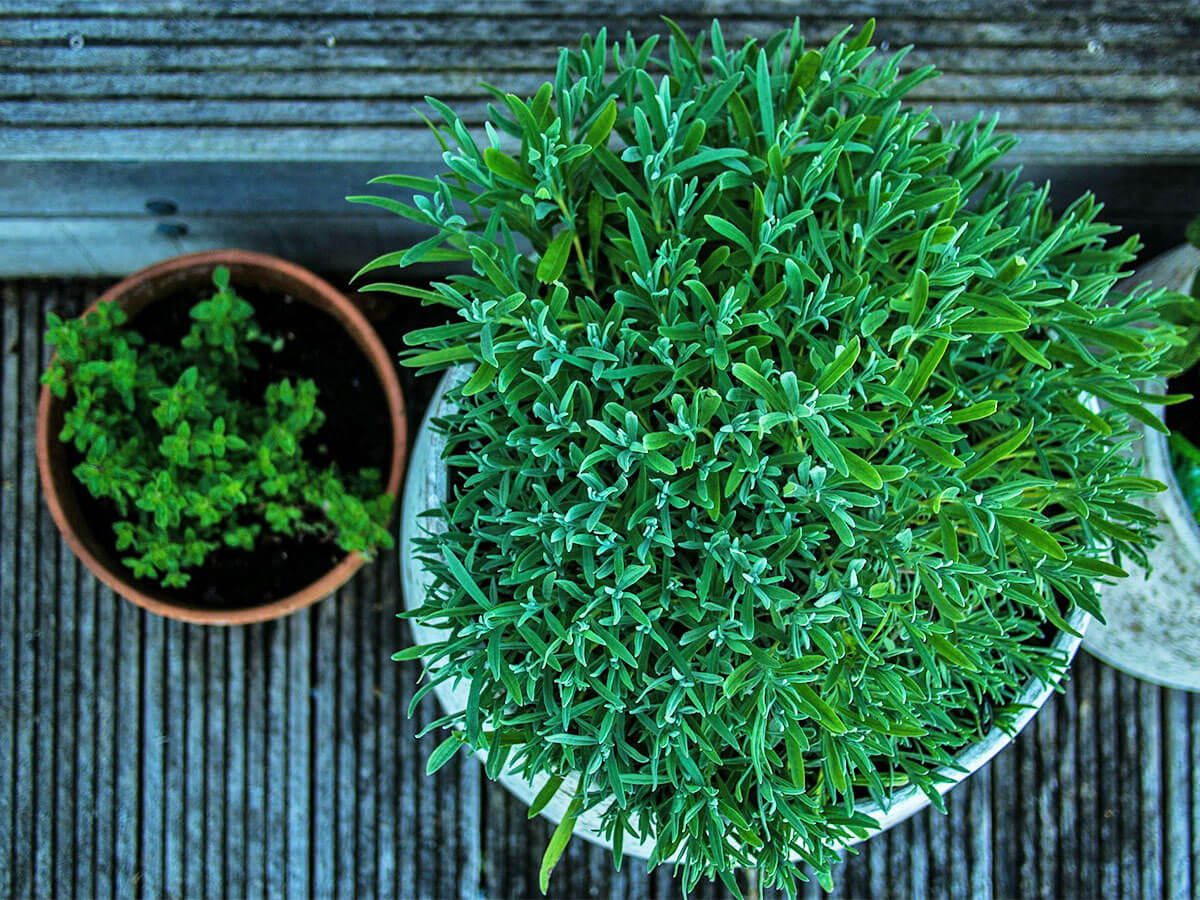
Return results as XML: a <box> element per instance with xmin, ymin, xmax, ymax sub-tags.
<box><xmin>0</xmin><ymin>0</ymin><xmax>1197</xmax><ymax>18</ymax></box>
<box><xmin>139</xmin><ymin>613</ymin><xmax>165</xmax><ymax>898</ymax></box>
<box><xmin>1164</xmin><ymin>689</ymin><xmax>1191</xmax><ymax>900</ymax></box>
<box><xmin>206</xmin><ymin>628</ymin><xmax>229</xmax><ymax>898</ymax></box>
<box><xmin>1139</xmin><ymin>683</ymin><xmax>1164</xmax><ymax>900</ymax></box>
<box><xmin>225</xmin><ymin>622</ymin><xmax>247</xmax><ymax>899</ymax></box>
<box><xmin>0</xmin><ymin>285</ymin><xmax>18</xmax><ymax>900</ymax></box>
<box><xmin>32</xmin><ymin>298</ymin><xmax>56</xmax><ymax>896</ymax></box>
<box><xmin>1034</xmin><ymin>696</ymin><xmax>1058</xmax><ymax>897</ymax></box>
<box><xmin>1075</xmin><ymin>643</ymin><xmax>1100</xmax><ymax>900</ymax></box>
<box><xmin>312</xmin><ymin>592</ymin><xmax>338</xmax><ymax>897</ymax></box>
<box><xmin>8</xmin><ymin>71</ymin><xmax>1198</xmax><ymax>103</ymax></box>
<box><xmin>1099</xmin><ymin>663</ymin><xmax>1122</xmax><ymax>898</ymax></box>
<box><xmin>54</xmin><ymin>520</ymin><xmax>80</xmax><ymax>897</ymax></box>
<box><xmin>12</xmin><ymin>287</ymin><xmax>38</xmax><ymax>900</ymax></box>
<box><xmin>286</xmin><ymin>610</ymin><xmax>311</xmax><ymax>899</ymax></box>
<box><xmin>336</xmin><ymin>589</ymin><xmax>360</xmax><ymax>899</ymax></box>
<box><xmin>162</xmin><ymin>618</ymin><xmax>185</xmax><ymax>900</ymax></box>
<box><xmin>0</xmin><ymin>3</ymin><xmax>1197</xmax><ymax>165</ymax></box>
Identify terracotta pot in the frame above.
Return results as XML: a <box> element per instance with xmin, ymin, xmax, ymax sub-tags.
<box><xmin>37</xmin><ymin>250</ymin><xmax>407</xmax><ymax>625</ymax></box>
<box><xmin>400</xmin><ymin>367</ymin><xmax>1088</xmax><ymax>860</ymax></box>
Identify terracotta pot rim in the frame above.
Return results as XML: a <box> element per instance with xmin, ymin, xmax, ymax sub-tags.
<box><xmin>36</xmin><ymin>249</ymin><xmax>407</xmax><ymax>626</ymax></box>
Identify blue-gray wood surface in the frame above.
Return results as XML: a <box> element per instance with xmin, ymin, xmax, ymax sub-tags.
<box><xmin>1</xmin><ymin>1</ymin><xmax>1199</xmax><ymax>277</ymax></box>
<box><xmin>2</xmin><ymin>276</ymin><xmax>1199</xmax><ymax>900</ymax></box>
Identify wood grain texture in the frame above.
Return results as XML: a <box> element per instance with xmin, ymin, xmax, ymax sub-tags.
<box><xmin>0</xmin><ymin>1</ymin><xmax>1197</xmax><ymax>164</ymax></box>
<box><xmin>0</xmin><ymin>161</ymin><xmax>1197</xmax><ymax>279</ymax></box>
<box><xmin>1</xmin><ymin>276</ymin><xmax>1199</xmax><ymax>899</ymax></box>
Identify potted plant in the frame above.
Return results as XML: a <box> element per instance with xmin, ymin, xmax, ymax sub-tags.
<box><xmin>37</xmin><ymin>249</ymin><xmax>406</xmax><ymax>625</ymax></box>
<box><xmin>1086</xmin><ymin>217</ymin><xmax>1200</xmax><ymax>690</ymax></box>
<box><xmin>359</xmin><ymin>19</ymin><xmax>1177</xmax><ymax>895</ymax></box>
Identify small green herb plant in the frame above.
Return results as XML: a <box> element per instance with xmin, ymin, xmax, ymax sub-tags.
<box><xmin>356</xmin><ymin>19</ymin><xmax>1178</xmax><ymax>896</ymax></box>
<box><xmin>1165</xmin><ymin>213</ymin><xmax>1200</xmax><ymax>520</ymax></box>
<box><xmin>43</xmin><ymin>267</ymin><xmax>394</xmax><ymax>590</ymax></box>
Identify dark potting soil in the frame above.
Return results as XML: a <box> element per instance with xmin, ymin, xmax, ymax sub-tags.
<box><xmin>69</xmin><ymin>279</ymin><xmax>393</xmax><ymax>609</ymax></box>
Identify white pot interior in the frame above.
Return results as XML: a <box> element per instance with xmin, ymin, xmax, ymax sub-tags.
<box><xmin>1086</xmin><ymin>243</ymin><xmax>1200</xmax><ymax>690</ymax></box>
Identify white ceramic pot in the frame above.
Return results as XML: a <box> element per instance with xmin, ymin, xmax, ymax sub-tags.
<box><xmin>1085</xmin><ymin>243</ymin><xmax>1200</xmax><ymax>691</ymax></box>
<box><xmin>399</xmin><ymin>368</ymin><xmax>1089</xmax><ymax>859</ymax></box>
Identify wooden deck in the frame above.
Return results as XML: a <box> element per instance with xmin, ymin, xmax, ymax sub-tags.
<box><xmin>4</xmin><ymin>1</ymin><xmax>1200</xmax><ymax>896</ymax></box>
<box><xmin>2</xmin><ymin>278</ymin><xmax>1198</xmax><ymax>900</ymax></box>
<box><xmin>2</xmin><ymin>0</ymin><xmax>1199</xmax><ymax>276</ymax></box>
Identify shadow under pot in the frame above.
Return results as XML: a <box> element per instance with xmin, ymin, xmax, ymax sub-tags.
<box><xmin>37</xmin><ymin>249</ymin><xmax>407</xmax><ymax>625</ymax></box>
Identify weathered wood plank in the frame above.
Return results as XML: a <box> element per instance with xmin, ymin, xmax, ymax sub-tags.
<box><xmin>1139</xmin><ymin>683</ymin><xmax>1164</xmax><ymax>900</ymax></box>
<box><xmin>264</xmin><ymin>619</ymin><xmax>290</xmax><ymax>895</ymax></box>
<box><xmin>10</xmin><ymin>98</ymin><xmax>1200</xmax><ymax>132</ymax></box>
<box><xmin>336</xmin><ymin>588</ymin><xmax>360</xmax><ymax>899</ymax></box>
<box><xmin>242</xmin><ymin>624</ymin><xmax>268</xmax><ymax>899</ymax></box>
<box><xmin>11</xmin><ymin>285</ymin><xmax>39</xmax><ymax>900</ymax></box>
<box><xmin>8</xmin><ymin>70</ymin><xmax>1197</xmax><ymax>104</ymax></box>
<box><xmin>0</xmin><ymin>287</ymin><xmax>15</xmax><ymax>900</ymax></box>
<box><xmin>355</xmin><ymin>588</ymin><xmax>381</xmax><ymax>900</ymax></box>
<box><xmin>4</xmin><ymin>124</ymin><xmax>1198</xmax><ymax>166</ymax></box>
<box><xmin>32</xmin><ymin>290</ymin><xmax>57</xmax><ymax>897</ymax></box>
<box><xmin>1163</xmin><ymin>689</ymin><xmax>1191</xmax><ymax>900</ymax></box>
<box><xmin>286</xmin><ymin>609</ymin><xmax>312</xmax><ymax>899</ymax></box>
<box><xmin>206</xmin><ymin>626</ymin><xmax>229</xmax><ymax>899</ymax></box>
<box><xmin>311</xmin><ymin>591</ymin><xmax>338</xmax><ymax>897</ymax></box>
<box><xmin>139</xmin><ymin>611</ymin><xmax>165</xmax><ymax>898</ymax></box>
<box><xmin>1074</xmin><ymin>653</ymin><xmax>1100</xmax><ymax>900</ymax></box>
<box><xmin>7</xmin><ymin>12</ymin><xmax>1197</xmax><ymax>46</ymax></box>
<box><xmin>1</xmin><ymin>163</ymin><xmax>1196</xmax><ymax>280</ymax></box>
<box><xmin>162</xmin><ymin>617</ymin><xmax>186</xmax><ymax>900</ymax></box>
<box><xmin>183</xmin><ymin>625</ymin><xmax>206</xmax><ymax>897</ymax></box>
<box><xmin>1118</xmin><ymin>672</ymin><xmax>1142</xmax><ymax>899</ymax></box>
<box><xmin>1</xmin><ymin>0</ymin><xmax>1197</xmax><ymax>18</ymax></box>
<box><xmin>989</xmin><ymin>721</ymin><xmax>1017</xmax><ymax>900</ymax></box>
<box><xmin>224</xmin><ymin>618</ymin><xmax>247</xmax><ymax>899</ymax></box>
<box><xmin>92</xmin><ymin>579</ymin><xmax>117</xmax><ymax>899</ymax></box>
<box><xmin>1097</xmin><ymin>662</ymin><xmax>1121</xmax><ymax>899</ymax></box>
<box><xmin>54</xmin><ymin>518</ymin><xmax>81</xmax><ymax>897</ymax></box>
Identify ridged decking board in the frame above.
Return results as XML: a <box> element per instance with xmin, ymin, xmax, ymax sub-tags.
<box><xmin>3</xmin><ymin>0</ymin><xmax>1199</xmax><ymax>162</ymax></box>
<box><xmin>2</xmin><ymin>277</ymin><xmax>1199</xmax><ymax>900</ymax></box>
<box><xmin>1</xmin><ymin>1</ymin><xmax>1198</xmax><ymax>276</ymax></box>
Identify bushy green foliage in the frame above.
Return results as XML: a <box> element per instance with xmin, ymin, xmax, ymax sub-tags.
<box><xmin>358</xmin><ymin>19</ymin><xmax>1178</xmax><ymax>896</ymax></box>
<box><xmin>43</xmin><ymin>267</ymin><xmax>394</xmax><ymax>590</ymax></box>
<box><xmin>1166</xmin><ymin>213</ymin><xmax>1200</xmax><ymax>522</ymax></box>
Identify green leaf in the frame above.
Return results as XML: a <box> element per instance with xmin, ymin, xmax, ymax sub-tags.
<box><xmin>426</xmin><ymin>734</ymin><xmax>464</xmax><ymax>775</ymax></box>
<box><xmin>816</xmin><ymin>337</ymin><xmax>861</xmax><ymax>393</ymax></box>
<box><xmin>528</xmin><ymin>774</ymin><xmax>566</xmax><ymax>818</ymax></box>
<box><xmin>732</xmin><ymin>362</ymin><xmax>786</xmax><ymax>410</ymax></box>
<box><xmin>462</xmin><ymin>363</ymin><xmax>498</xmax><ymax>396</ymax></box>
<box><xmin>906</xmin><ymin>337</ymin><xmax>948</xmax><ymax>401</ymax></box>
<box><xmin>847</xmin><ymin>17</ymin><xmax>876</xmax><ymax>51</ymax></box>
<box><xmin>960</xmin><ymin>420</ymin><xmax>1034</xmax><ymax>481</ymax></box>
<box><xmin>441</xmin><ymin>545</ymin><xmax>490</xmax><ymax>605</ymax></box>
<box><xmin>585</xmin><ymin>99</ymin><xmax>618</xmax><ymax>148</ymax></box>
<box><xmin>539</xmin><ymin>797</ymin><xmax>581</xmax><ymax>893</ymax></box>
<box><xmin>538</xmin><ymin>231</ymin><xmax>574</xmax><ymax>283</ymax></box>
<box><xmin>996</xmin><ymin>511</ymin><xmax>1067</xmax><ymax>560</ymax></box>
<box><xmin>483</xmin><ymin>147</ymin><xmax>535</xmax><ymax>187</ymax></box>
<box><xmin>842</xmin><ymin>447</ymin><xmax>883</xmax><ymax>490</ymax></box>
<box><xmin>704</xmin><ymin>214</ymin><xmax>754</xmax><ymax>253</ymax></box>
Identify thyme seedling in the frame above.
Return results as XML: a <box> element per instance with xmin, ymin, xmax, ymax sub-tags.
<box><xmin>43</xmin><ymin>267</ymin><xmax>395</xmax><ymax>590</ymax></box>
